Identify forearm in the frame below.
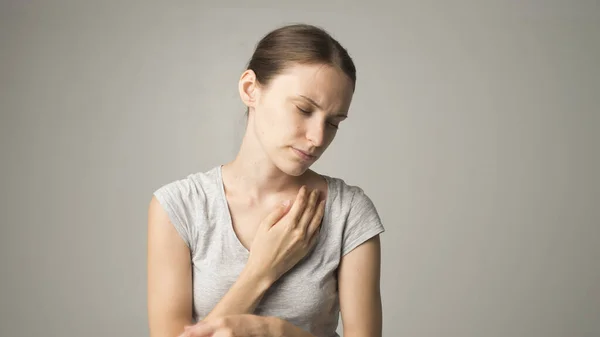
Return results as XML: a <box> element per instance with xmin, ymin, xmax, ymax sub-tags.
<box><xmin>203</xmin><ymin>267</ymin><xmax>273</xmax><ymax>321</ymax></box>
<box><xmin>267</xmin><ymin>316</ymin><xmax>317</xmax><ymax>337</ymax></box>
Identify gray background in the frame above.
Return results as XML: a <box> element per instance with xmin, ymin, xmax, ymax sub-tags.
<box><xmin>1</xmin><ymin>1</ymin><xmax>599</xmax><ymax>336</ymax></box>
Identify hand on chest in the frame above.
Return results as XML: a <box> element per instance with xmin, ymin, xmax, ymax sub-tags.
<box><xmin>226</xmin><ymin>185</ymin><xmax>327</xmax><ymax>252</ymax></box>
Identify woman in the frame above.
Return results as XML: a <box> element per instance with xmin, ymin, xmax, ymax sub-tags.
<box><xmin>148</xmin><ymin>23</ymin><xmax>385</xmax><ymax>337</ymax></box>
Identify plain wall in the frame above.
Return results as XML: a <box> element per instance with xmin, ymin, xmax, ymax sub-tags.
<box><xmin>1</xmin><ymin>1</ymin><xmax>598</xmax><ymax>336</ymax></box>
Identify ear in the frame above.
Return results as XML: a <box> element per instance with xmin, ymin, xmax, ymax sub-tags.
<box><xmin>238</xmin><ymin>69</ymin><xmax>260</xmax><ymax>108</ymax></box>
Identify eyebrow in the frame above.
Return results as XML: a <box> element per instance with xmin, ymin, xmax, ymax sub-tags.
<box><xmin>298</xmin><ymin>95</ymin><xmax>348</xmax><ymax>118</ymax></box>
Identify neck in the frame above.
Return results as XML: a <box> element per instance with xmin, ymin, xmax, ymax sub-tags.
<box><xmin>221</xmin><ymin>126</ymin><xmax>310</xmax><ymax>201</ymax></box>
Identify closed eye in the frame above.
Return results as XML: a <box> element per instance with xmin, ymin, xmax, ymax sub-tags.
<box><xmin>296</xmin><ymin>106</ymin><xmax>341</xmax><ymax>129</ymax></box>
<box><xmin>296</xmin><ymin>106</ymin><xmax>311</xmax><ymax>114</ymax></box>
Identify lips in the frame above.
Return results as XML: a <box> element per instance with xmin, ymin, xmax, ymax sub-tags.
<box><xmin>292</xmin><ymin>147</ymin><xmax>316</xmax><ymax>160</ymax></box>
<box><xmin>298</xmin><ymin>149</ymin><xmax>315</xmax><ymax>157</ymax></box>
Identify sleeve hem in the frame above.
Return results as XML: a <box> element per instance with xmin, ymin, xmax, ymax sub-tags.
<box><xmin>341</xmin><ymin>225</ymin><xmax>385</xmax><ymax>257</ymax></box>
<box><xmin>153</xmin><ymin>190</ymin><xmax>192</xmax><ymax>250</ymax></box>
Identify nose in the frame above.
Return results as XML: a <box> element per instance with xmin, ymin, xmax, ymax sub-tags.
<box><xmin>306</xmin><ymin>119</ymin><xmax>326</xmax><ymax>147</ymax></box>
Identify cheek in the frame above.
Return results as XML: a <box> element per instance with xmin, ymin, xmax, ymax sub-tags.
<box><xmin>257</xmin><ymin>103</ymin><xmax>297</xmax><ymax>143</ymax></box>
<box><xmin>273</xmin><ymin>105</ymin><xmax>303</xmax><ymax>133</ymax></box>
<box><xmin>256</xmin><ymin>101</ymin><xmax>279</xmax><ymax>130</ymax></box>
<box><xmin>325</xmin><ymin>130</ymin><xmax>337</xmax><ymax>145</ymax></box>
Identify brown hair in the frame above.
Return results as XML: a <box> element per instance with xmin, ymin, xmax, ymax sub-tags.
<box><xmin>246</xmin><ymin>23</ymin><xmax>357</xmax><ymax>91</ymax></box>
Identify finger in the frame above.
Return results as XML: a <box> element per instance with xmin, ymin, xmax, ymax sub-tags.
<box><xmin>306</xmin><ymin>199</ymin><xmax>325</xmax><ymax>238</ymax></box>
<box><xmin>178</xmin><ymin>325</ymin><xmax>192</xmax><ymax>337</ymax></box>
<box><xmin>260</xmin><ymin>200</ymin><xmax>291</xmax><ymax>231</ymax></box>
<box><xmin>213</xmin><ymin>328</ymin><xmax>235</xmax><ymax>337</ymax></box>
<box><xmin>307</xmin><ymin>226</ymin><xmax>322</xmax><ymax>251</ymax></box>
<box><xmin>298</xmin><ymin>189</ymin><xmax>319</xmax><ymax>232</ymax></box>
<box><xmin>287</xmin><ymin>185</ymin><xmax>309</xmax><ymax>223</ymax></box>
<box><xmin>212</xmin><ymin>329</ymin><xmax>234</xmax><ymax>337</ymax></box>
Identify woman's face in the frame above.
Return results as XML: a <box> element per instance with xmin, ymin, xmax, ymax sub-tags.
<box><xmin>243</xmin><ymin>63</ymin><xmax>354</xmax><ymax>176</ymax></box>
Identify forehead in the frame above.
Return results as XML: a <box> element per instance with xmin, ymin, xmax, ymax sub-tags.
<box><xmin>266</xmin><ymin>63</ymin><xmax>354</xmax><ymax>112</ymax></box>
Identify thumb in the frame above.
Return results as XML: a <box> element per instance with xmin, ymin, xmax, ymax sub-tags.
<box><xmin>260</xmin><ymin>200</ymin><xmax>291</xmax><ymax>231</ymax></box>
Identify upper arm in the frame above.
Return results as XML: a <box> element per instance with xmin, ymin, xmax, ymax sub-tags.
<box><xmin>147</xmin><ymin>195</ymin><xmax>194</xmax><ymax>337</ymax></box>
<box><xmin>338</xmin><ymin>234</ymin><xmax>383</xmax><ymax>337</ymax></box>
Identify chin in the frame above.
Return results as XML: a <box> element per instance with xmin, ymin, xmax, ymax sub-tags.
<box><xmin>273</xmin><ymin>156</ymin><xmax>311</xmax><ymax>177</ymax></box>
<box><xmin>280</xmin><ymin>163</ymin><xmax>309</xmax><ymax>177</ymax></box>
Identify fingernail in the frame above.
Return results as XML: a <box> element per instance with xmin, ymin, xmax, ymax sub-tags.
<box><xmin>282</xmin><ymin>200</ymin><xmax>291</xmax><ymax>207</ymax></box>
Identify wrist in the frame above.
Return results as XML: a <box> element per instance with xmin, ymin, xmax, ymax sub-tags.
<box><xmin>203</xmin><ymin>268</ymin><xmax>274</xmax><ymax>320</ymax></box>
<box><xmin>239</xmin><ymin>266</ymin><xmax>274</xmax><ymax>294</ymax></box>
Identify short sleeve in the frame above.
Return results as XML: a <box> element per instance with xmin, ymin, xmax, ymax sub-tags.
<box><xmin>153</xmin><ymin>178</ymin><xmax>198</xmax><ymax>250</ymax></box>
<box><xmin>341</xmin><ymin>187</ymin><xmax>385</xmax><ymax>257</ymax></box>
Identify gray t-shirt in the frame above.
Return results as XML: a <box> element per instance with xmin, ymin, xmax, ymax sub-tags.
<box><xmin>153</xmin><ymin>165</ymin><xmax>385</xmax><ymax>337</ymax></box>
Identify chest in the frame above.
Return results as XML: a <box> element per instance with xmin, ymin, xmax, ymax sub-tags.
<box><xmin>189</xmin><ymin>177</ymin><xmax>343</xmax><ymax>334</ymax></box>
<box><xmin>226</xmin><ymin>186</ymin><xmax>328</xmax><ymax>252</ymax></box>
<box><xmin>225</xmin><ymin>202</ymin><xmax>278</xmax><ymax>252</ymax></box>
